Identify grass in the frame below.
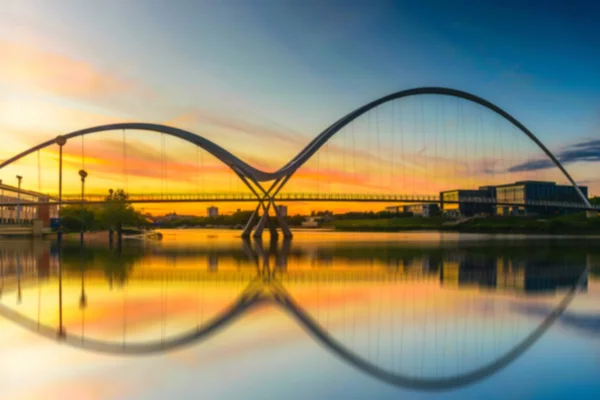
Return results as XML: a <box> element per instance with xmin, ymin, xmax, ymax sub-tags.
<box><xmin>325</xmin><ymin>216</ymin><xmax>446</xmax><ymax>231</ymax></box>
<box><xmin>327</xmin><ymin>213</ymin><xmax>600</xmax><ymax>234</ymax></box>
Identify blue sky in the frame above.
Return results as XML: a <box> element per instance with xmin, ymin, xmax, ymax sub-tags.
<box><xmin>1</xmin><ymin>0</ymin><xmax>599</xmax><ymax>199</ymax></box>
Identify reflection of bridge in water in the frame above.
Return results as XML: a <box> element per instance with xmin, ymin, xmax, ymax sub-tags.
<box><xmin>0</xmin><ymin>237</ymin><xmax>593</xmax><ymax>391</ymax></box>
<box><xmin>1</xmin><ymin>238</ymin><xmax>591</xmax><ymax>291</ymax></box>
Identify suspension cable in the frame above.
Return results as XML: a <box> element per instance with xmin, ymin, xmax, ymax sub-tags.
<box><xmin>37</xmin><ymin>150</ymin><xmax>41</xmax><ymax>192</ymax></box>
<box><xmin>122</xmin><ymin>129</ymin><xmax>128</xmax><ymax>192</ymax></box>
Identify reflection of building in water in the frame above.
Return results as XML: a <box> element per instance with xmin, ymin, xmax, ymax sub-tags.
<box><xmin>0</xmin><ymin>243</ymin><xmax>56</xmax><ymax>293</ymax></box>
<box><xmin>208</xmin><ymin>254</ymin><xmax>218</xmax><ymax>271</ymax></box>
<box><xmin>441</xmin><ymin>254</ymin><xmax>588</xmax><ymax>293</ymax></box>
<box><xmin>440</xmin><ymin>255</ymin><xmax>496</xmax><ymax>288</ymax></box>
<box><xmin>496</xmin><ymin>258</ymin><xmax>588</xmax><ymax>293</ymax></box>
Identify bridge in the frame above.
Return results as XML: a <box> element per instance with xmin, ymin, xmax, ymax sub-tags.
<box><xmin>0</xmin><ymin>191</ymin><xmax>597</xmax><ymax>210</ymax></box>
<box><xmin>1</xmin><ymin>87</ymin><xmax>597</xmax><ymax>238</ymax></box>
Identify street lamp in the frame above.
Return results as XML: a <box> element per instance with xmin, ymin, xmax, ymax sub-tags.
<box><xmin>79</xmin><ymin>169</ymin><xmax>88</xmax><ymax>243</ymax></box>
<box><xmin>55</xmin><ymin>135</ymin><xmax>67</xmax><ymax>243</ymax></box>
<box><xmin>16</xmin><ymin>175</ymin><xmax>22</xmax><ymax>224</ymax></box>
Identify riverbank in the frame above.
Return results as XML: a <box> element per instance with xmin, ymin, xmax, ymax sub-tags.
<box><xmin>325</xmin><ymin>213</ymin><xmax>600</xmax><ymax>234</ymax></box>
<box><xmin>62</xmin><ymin>231</ymin><xmax>113</xmax><ymax>244</ymax></box>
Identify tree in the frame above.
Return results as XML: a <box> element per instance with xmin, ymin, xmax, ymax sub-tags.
<box><xmin>60</xmin><ymin>205</ymin><xmax>96</xmax><ymax>232</ymax></box>
<box><xmin>96</xmin><ymin>189</ymin><xmax>151</xmax><ymax>230</ymax></box>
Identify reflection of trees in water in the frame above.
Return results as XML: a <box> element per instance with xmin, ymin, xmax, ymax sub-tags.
<box><xmin>60</xmin><ymin>243</ymin><xmax>139</xmax><ymax>286</ymax></box>
<box><xmin>1</xmin><ymin>238</ymin><xmax>599</xmax><ymax>288</ymax></box>
<box><xmin>0</xmin><ymin>236</ymin><xmax>591</xmax><ymax>392</ymax></box>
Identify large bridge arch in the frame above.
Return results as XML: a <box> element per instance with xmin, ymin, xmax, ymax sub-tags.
<box><xmin>275</xmin><ymin>87</ymin><xmax>591</xmax><ymax>208</ymax></box>
<box><xmin>0</xmin><ymin>122</ymin><xmax>272</xmax><ymax>182</ymax></box>
<box><xmin>0</xmin><ymin>87</ymin><xmax>592</xmax><ymax>228</ymax></box>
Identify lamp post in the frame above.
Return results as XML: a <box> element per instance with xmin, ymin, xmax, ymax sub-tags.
<box><xmin>79</xmin><ymin>169</ymin><xmax>88</xmax><ymax>243</ymax></box>
<box><xmin>55</xmin><ymin>135</ymin><xmax>67</xmax><ymax>339</ymax></box>
<box><xmin>16</xmin><ymin>175</ymin><xmax>22</xmax><ymax>224</ymax></box>
<box><xmin>55</xmin><ymin>135</ymin><xmax>67</xmax><ymax>243</ymax></box>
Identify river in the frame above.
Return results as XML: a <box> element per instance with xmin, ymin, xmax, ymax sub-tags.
<box><xmin>0</xmin><ymin>230</ymin><xmax>598</xmax><ymax>399</ymax></box>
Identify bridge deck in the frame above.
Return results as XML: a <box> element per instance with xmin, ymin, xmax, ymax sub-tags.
<box><xmin>1</xmin><ymin>192</ymin><xmax>597</xmax><ymax>211</ymax></box>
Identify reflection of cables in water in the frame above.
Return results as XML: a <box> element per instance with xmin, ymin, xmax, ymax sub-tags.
<box><xmin>0</xmin><ymin>244</ymin><xmax>591</xmax><ymax>391</ymax></box>
<box><xmin>123</xmin><ymin>286</ymin><xmax>127</xmax><ymax>346</ymax></box>
<box><xmin>161</xmin><ymin>277</ymin><xmax>166</xmax><ymax>343</ymax></box>
<box><xmin>376</xmin><ymin>280</ymin><xmax>383</xmax><ymax>366</ymax></box>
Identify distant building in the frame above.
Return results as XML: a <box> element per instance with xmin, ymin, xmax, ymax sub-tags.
<box><xmin>207</xmin><ymin>206</ymin><xmax>219</xmax><ymax>218</ymax></box>
<box><xmin>402</xmin><ymin>203</ymin><xmax>439</xmax><ymax>217</ymax></box>
<box><xmin>440</xmin><ymin>180</ymin><xmax>588</xmax><ymax>218</ymax></box>
<box><xmin>385</xmin><ymin>206</ymin><xmax>400</xmax><ymax>214</ymax></box>
<box><xmin>440</xmin><ymin>188</ymin><xmax>495</xmax><ymax>218</ymax></box>
<box><xmin>301</xmin><ymin>216</ymin><xmax>323</xmax><ymax>228</ymax></box>
<box><xmin>158</xmin><ymin>212</ymin><xmax>197</xmax><ymax>222</ymax></box>
<box><xmin>495</xmin><ymin>181</ymin><xmax>588</xmax><ymax>216</ymax></box>
<box><xmin>276</xmin><ymin>205</ymin><xmax>288</xmax><ymax>217</ymax></box>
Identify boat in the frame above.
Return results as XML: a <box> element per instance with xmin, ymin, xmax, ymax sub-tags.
<box><xmin>121</xmin><ymin>227</ymin><xmax>163</xmax><ymax>241</ymax></box>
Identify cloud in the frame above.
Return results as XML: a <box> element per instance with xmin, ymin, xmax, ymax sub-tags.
<box><xmin>167</xmin><ymin>109</ymin><xmax>306</xmax><ymax>146</ymax></box>
<box><xmin>508</xmin><ymin>138</ymin><xmax>600</xmax><ymax>172</ymax></box>
<box><xmin>515</xmin><ymin>303</ymin><xmax>600</xmax><ymax>338</ymax></box>
<box><xmin>0</xmin><ymin>39</ymin><xmax>163</xmax><ymax>119</ymax></box>
<box><xmin>0</xmin><ymin>40</ymin><xmax>143</xmax><ymax>100</ymax></box>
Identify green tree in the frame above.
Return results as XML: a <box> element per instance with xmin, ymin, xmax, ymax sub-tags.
<box><xmin>95</xmin><ymin>189</ymin><xmax>151</xmax><ymax>230</ymax></box>
<box><xmin>60</xmin><ymin>205</ymin><xmax>97</xmax><ymax>232</ymax></box>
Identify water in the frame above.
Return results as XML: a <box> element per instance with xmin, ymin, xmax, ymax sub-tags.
<box><xmin>0</xmin><ymin>230</ymin><xmax>598</xmax><ymax>399</ymax></box>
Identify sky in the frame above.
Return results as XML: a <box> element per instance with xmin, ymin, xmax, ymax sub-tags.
<box><xmin>1</xmin><ymin>0</ymin><xmax>599</xmax><ymax>215</ymax></box>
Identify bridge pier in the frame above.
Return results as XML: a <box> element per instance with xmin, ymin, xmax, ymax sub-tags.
<box><xmin>243</xmin><ymin>201</ymin><xmax>292</xmax><ymax>240</ymax></box>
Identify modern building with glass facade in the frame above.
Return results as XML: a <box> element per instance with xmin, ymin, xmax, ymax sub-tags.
<box><xmin>440</xmin><ymin>180</ymin><xmax>588</xmax><ymax>217</ymax></box>
<box><xmin>495</xmin><ymin>180</ymin><xmax>588</xmax><ymax>216</ymax></box>
<box><xmin>439</xmin><ymin>188</ymin><xmax>495</xmax><ymax>217</ymax></box>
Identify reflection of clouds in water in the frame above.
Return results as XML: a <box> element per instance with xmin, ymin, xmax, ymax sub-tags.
<box><xmin>0</xmin><ymin>232</ymin><xmax>597</xmax><ymax>394</ymax></box>
<box><xmin>514</xmin><ymin>303</ymin><xmax>600</xmax><ymax>339</ymax></box>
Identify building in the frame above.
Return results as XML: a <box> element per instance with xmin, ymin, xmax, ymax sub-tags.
<box><xmin>276</xmin><ymin>205</ymin><xmax>288</xmax><ymax>217</ymax></box>
<box><xmin>207</xmin><ymin>206</ymin><xmax>219</xmax><ymax>218</ymax></box>
<box><xmin>301</xmin><ymin>216</ymin><xmax>323</xmax><ymax>228</ymax></box>
<box><xmin>495</xmin><ymin>181</ymin><xmax>588</xmax><ymax>216</ymax></box>
<box><xmin>0</xmin><ymin>194</ymin><xmax>58</xmax><ymax>226</ymax></box>
<box><xmin>402</xmin><ymin>203</ymin><xmax>439</xmax><ymax>217</ymax></box>
<box><xmin>385</xmin><ymin>206</ymin><xmax>400</xmax><ymax>214</ymax></box>
<box><xmin>440</xmin><ymin>180</ymin><xmax>588</xmax><ymax>218</ymax></box>
<box><xmin>441</xmin><ymin>255</ymin><xmax>588</xmax><ymax>294</ymax></box>
<box><xmin>440</xmin><ymin>188</ymin><xmax>495</xmax><ymax>218</ymax></box>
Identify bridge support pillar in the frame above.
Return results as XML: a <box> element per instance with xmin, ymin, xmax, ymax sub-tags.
<box><xmin>246</xmin><ymin>201</ymin><xmax>292</xmax><ymax>240</ymax></box>
<box><xmin>241</xmin><ymin>205</ymin><xmax>260</xmax><ymax>238</ymax></box>
<box><xmin>252</xmin><ymin>205</ymin><xmax>270</xmax><ymax>239</ymax></box>
<box><xmin>272</xmin><ymin>201</ymin><xmax>292</xmax><ymax>239</ymax></box>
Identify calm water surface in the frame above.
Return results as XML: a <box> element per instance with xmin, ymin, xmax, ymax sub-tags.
<box><xmin>0</xmin><ymin>230</ymin><xmax>598</xmax><ymax>400</ymax></box>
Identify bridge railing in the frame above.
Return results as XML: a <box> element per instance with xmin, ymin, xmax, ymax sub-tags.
<box><xmin>2</xmin><ymin>192</ymin><xmax>598</xmax><ymax>211</ymax></box>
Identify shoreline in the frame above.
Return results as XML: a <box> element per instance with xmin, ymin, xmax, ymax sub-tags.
<box><xmin>328</xmin><ymin>226</ymin><xmax>600</xmax><ymax>235</ymax></box>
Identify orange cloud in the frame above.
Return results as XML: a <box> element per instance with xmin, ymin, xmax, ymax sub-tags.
<box><xmin>0</xmin><ymin>40</ymin><xmax>145</xmax><ymax>100</ymax></box>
